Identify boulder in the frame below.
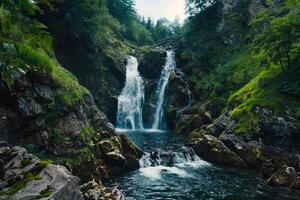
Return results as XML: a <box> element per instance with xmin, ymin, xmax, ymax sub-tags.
<box><xmin>176</xmin><ymin>103</ymin><xmax>212</xmax><ymax>135</ymax></box>
<box><xmin>80</xmin><ymin>180</ymin><xmax>124</xmax><ymax>200</ymax></box>
<box><xmin>13</xmin><ymin>165</ymin><xmax>84</xmax><ymax>200</ymax></box>
<box><xmin>267</xmin><ymin>165</ymin><xmax>299</xmax><ymax>188</ymax></box>
<box><xmin>96</xmin><ymin>135</ymin><xmax>143</xmax><ymax>174</ymax></box>
<box><xmin>219</xmin><ymin>134</ymin><xmax>268</xmax><ymax>169</ymax></box>
<box><xmin>191</xmin><ymin>135</ymin><xmax>247</xmax><ymax>168</ymax></box>
<box><xmin>0</xmin><ymin>145</ymin><xmax>125</xmax><ymax>200</ymax></box>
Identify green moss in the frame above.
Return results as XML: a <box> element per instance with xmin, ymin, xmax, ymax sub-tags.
<box><xmin>81</xmin><ymin>123</ymin><xmax>96</xmax><ymax>146</ymax></box>
<box><xmin>227</xmin><ymin>64</ymin><xmax>300</xmax><ymax>134</ymax></box>
<box><xmin>39</xmin><ymin>185</ymin><xmax>52</xmax><ymax>198</ymax></box>
<box><xmin>18</xmin><ymin>45</ymin><xmax>88</xmax><ymax>106</ymax></box>
<box><xmin>21</xmin><ymin>159</ymin><xmax>32</xmax><ymax>168</ymax></box>
<box><xmin>0</xmin><ymin>173</ymin><xmax>43</xmax><ymax>196</ymax></box>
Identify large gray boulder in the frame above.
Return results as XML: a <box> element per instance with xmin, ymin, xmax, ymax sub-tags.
<box><xmin>13</xmin><ymin>165</ymin><xmax>84</xmax><ymax>200</ymax></box>
<box><xmin>191</xmin><ymin>135</ymin><xmax>247</xmax><ymax>168</ymax></box>
<box><xmin>0</xmin><ymin>144</ymin><xmax>126</xmax><ymax>200</ymax></box>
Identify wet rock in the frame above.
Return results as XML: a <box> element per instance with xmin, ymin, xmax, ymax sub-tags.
<box><xmin>219</xmin><ymin>134</ymin><xmax>268</xmax><ymax>169</ymax></box>
<box><xmin>267</xmin><ymin>165</ymin><xmax>298</xmax><ymax>188</ymax></box>
<box><xmin>33</xmin><ymin>84</ymin><xmax>53</xmax><ymax>101</ymax></box>
<box><xmin>160</xmin><ymin>151</ymin><xmax>176</xmax><ymax>167</ymax></box>
<box><xmin>138</xmin><ymin>49</ymin><xmax>166</xmax><ymax>80</ymax></box>
<box><xmin>17</xmin><ymin>97</ymin><xmax>43</xmax><ymax>118</ymax></box>
<box><xmin>80</xmin><ymin>180</ymin><xmax>124</xmax><ymax>200</ymax></box>
<box><xmin>176</xmin><ymin>103</ymin><xmax>212</xmax><ymax>135</ymax></box>
<box><xmin>191</xmin><ymin>135</ymin><xmax>247</xmax><ymax>168</ymax></box>
<box><xmin>96</xmin><ymin>135</ymin><xmax>143</xmax><ymax>174</ymax></box>
<box><xmin>207</xmin><ymin>115</ymin><xmax>235</xmax><ymax>137</ymax></box>
<box><xmin>106</xmin><ymin>151</ymin><xmax>126</xmax><ymax>166</ymax></box>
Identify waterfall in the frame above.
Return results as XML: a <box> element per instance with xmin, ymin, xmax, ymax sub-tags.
<box><xmin>116</xmin><ymin>56</ymin><xmax>144</xmax><ymax>131</ymax></box>
<box><xmin>152</xmin><ymin>50</ymin><xmax>176</xmax><ymax>130</ymax></box>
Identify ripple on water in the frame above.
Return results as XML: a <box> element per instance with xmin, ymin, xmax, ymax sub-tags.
<box><xmin>109</xmin><ymin>131</ymin><xmax>300</xmax><ymax>200</ymax></box>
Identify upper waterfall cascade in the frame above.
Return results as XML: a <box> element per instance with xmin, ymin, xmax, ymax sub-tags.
<box><xmin>116</xmin><ymin>56</ymin><xmax>145</xmax><ymax>130</ymax></box>
<box><xmin>152</xmin><ymin>50</ymin><xmax>177</xmax><ymax>130</ymax></box>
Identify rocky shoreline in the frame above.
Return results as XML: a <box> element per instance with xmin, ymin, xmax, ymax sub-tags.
<box><xmin>176</xmin><ymin>103</ymin><xmax>300</xmax><ymax>190</ymax></box>
<box><xmin>0</xmin><ymin>143</ymin><xmax>125</xmax><ymax>200</ymax></box>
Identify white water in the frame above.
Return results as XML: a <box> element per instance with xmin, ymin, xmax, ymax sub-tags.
<box><xmin>139</xmin><ymin>148</ymin><xmax>210</xmax><ymax>180</ymax></box>
<box><xmin>116</xmin><ymin>56</ymin><xmax>145</xmax><ymax>130</ymax></box>
<box><xmin>152</xmin><ymin>51</ymin><xmax>177</xmax><ymax>130</ymax></box>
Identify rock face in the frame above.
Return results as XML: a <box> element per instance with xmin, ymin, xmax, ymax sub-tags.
<box><xmin>0</xmin><ymin>70</ymin><xmax>115</xmax><ymax>155</ymax></box>
<box><xmin>191</xmin><ymin>135</ymin><xmax>247</xmax><ymax>168</ymax></box>
<box><xmin>138</xmin><ymin>49</ymin><xmax>166</xmax><ymax>80</ymax></box>
<box><xmin>0</xmin><ymin>70</ymin><xmax>143</xmax><ymax>183</ymax></box>
<box><xmin>187</xmin><ymin>110</ymin><xmax>300</xmax><ymax>191</ymax></box>
<box><xmin>176</xmin><ymin>103</ymin><xmax>213</xmax><ymax>135</ymax></box>
<box><xmin>0</xmin><ymin>144</ymin><xmax>125</xmax><ymax>200</ymax></box>
<box><xmin>139</xmin><ymin>48</ymin><xmax>193</xmax><ymax>128</ymax></box>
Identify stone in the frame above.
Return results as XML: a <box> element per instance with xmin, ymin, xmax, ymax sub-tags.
<box><xmin>138</xmin><ymin>49</ymin><xmax>166</xmax><ymax>80</ymax></box>
<box><xmin>191</xmin><ymin>135</ymin><xmax>247</xmax><ymax>168</ymax></box>
<box><xmin>219</xmin><ymin>134</ymin><xmax>268</xmax><ymax>169</ymax></box>
<box><xmin>13</xmin><ymin>165</ymin><xmax>84</xmax><ymax>200</ymax></box>
<box><xmin>17</xmin><ymin>97</ymin><xmax>43</xmax><ymax>118</ymax></box>
<box><xmin>176</xmin><ymin>103</ymin><xmax>213</xmax><ymax>135</ymax></box>
<box><xmin>80</xmin><ymin>180</ymin><xmax>124</xmax><ymax>200</ymax></box>
<box><xmin>267</xmin><ymin>165</ymin><xmax>298</xmax><ymax>188</ymax></box>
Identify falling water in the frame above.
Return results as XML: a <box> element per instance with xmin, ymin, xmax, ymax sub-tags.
<box><xmin>116</xmin><ymin>56</ymin><xmax>144</xmax><ymax>130</ymax></box>
<box><xmin>152</xmin><ymin>50</ymin><xmax>176</xmax><ymax>130</ymax></box>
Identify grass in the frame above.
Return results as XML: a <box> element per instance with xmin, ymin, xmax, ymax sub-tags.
<box><xmin>17</xmin><ymin>44</ymin><xmax>88</xmax><ymax>106</ymax></box>
<box><xmin>227</xmin><ymin>64</ymin><xmax>300</xmax><ymax>134</ymax></box>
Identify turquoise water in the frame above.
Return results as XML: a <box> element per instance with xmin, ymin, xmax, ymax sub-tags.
<box><xmin>110</xmin><ymin>131</ymin><xmax>300</xmax><ymax>200</ymax></box>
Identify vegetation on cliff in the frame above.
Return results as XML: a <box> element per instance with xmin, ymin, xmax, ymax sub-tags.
<box><xmin>179</xmin><ymin>0</ymin><xmax>300</xmax><ymax>135</ymax></box>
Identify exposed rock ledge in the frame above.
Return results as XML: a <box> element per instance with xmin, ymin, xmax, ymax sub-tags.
<box><xmin>0</xmin><ymin>143</ymin><xmax>124</xmax><ymax>200</ymax></box>
<box><xmin>187</xmin><ymin>111</ymin><xmax>300</xmax><ymax>191</ymax></box>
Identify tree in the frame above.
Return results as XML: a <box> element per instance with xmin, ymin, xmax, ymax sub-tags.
<box><xmin>252</xmin><ymin>1</ymin><xmax>300</xmax><ymax>71</ymax></box>
<box><xmin>187</xmin><ymin>0</ymin><xmax>220</xmax><ymax>15</ymax></box>
<box><xmin>146</xmin><ymin>17</ymin><xmax>154</xmax><ymax>31</ymax></box>
<box><xmin>107</xmin><ymin>0</ymin><xmax>136</xmax><ymax>25</ymax></box>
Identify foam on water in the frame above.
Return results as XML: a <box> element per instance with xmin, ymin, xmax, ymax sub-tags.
<box><xmin>139</xmin><ymin>166</ymin><xmax>189</xmax><ymax>180</ymax></box>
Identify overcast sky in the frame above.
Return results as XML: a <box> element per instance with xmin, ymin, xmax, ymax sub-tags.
<box><xmin>135</xmin><ymin>0</ymin><xmax>187</xmax><ymax>23</ymax></box>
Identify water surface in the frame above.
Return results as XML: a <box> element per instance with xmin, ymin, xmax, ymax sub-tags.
<box><xmin>110</xmin><ymin>131</ymin><xmax>300</xmax><ymax>200</ymax></box>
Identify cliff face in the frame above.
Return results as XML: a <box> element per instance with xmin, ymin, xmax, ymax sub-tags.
<box><xmin>174</xmin><ymin>0</ymin><xmax>300</xmax><ymax>190</ymax></box>
<box><xmin>0</xmin><ymin>1</ymin><xmax>143</xmax><ymax>198</ymax></box>
<box><xmin>0</xmin><ymin>64</ymin><xmax>142</xmax><ymax>183</ymax></box>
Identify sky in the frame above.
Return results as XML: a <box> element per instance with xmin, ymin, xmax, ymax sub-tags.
<box><xmin>135</xmin><ymin>0</ymin><xmax>187</xmax><ymax>23</ymax></box>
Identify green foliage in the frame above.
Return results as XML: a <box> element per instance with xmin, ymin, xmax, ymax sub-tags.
<box><xmin>21</xmin><ymin>159</ymin><xmax>32</xmax><ymax>168</ymax></box>
<box><xmin>182</xmin><ymin>0</ymin><xmax>300</xmax><ymax>134</ymax></box>
<box><xmin>252</xmin><ymin>1</ymin><xmax>300</xmax><ymax>71</ymax></box>
<box><xmin>81</xmin><ymin>123</ymin><xmax>96</xmax><ymax>146</ymax></box>
<box><xmin>107</xmin><ymin>0</ymin><xmax>136</xmax><ymax>25</ymax></box>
